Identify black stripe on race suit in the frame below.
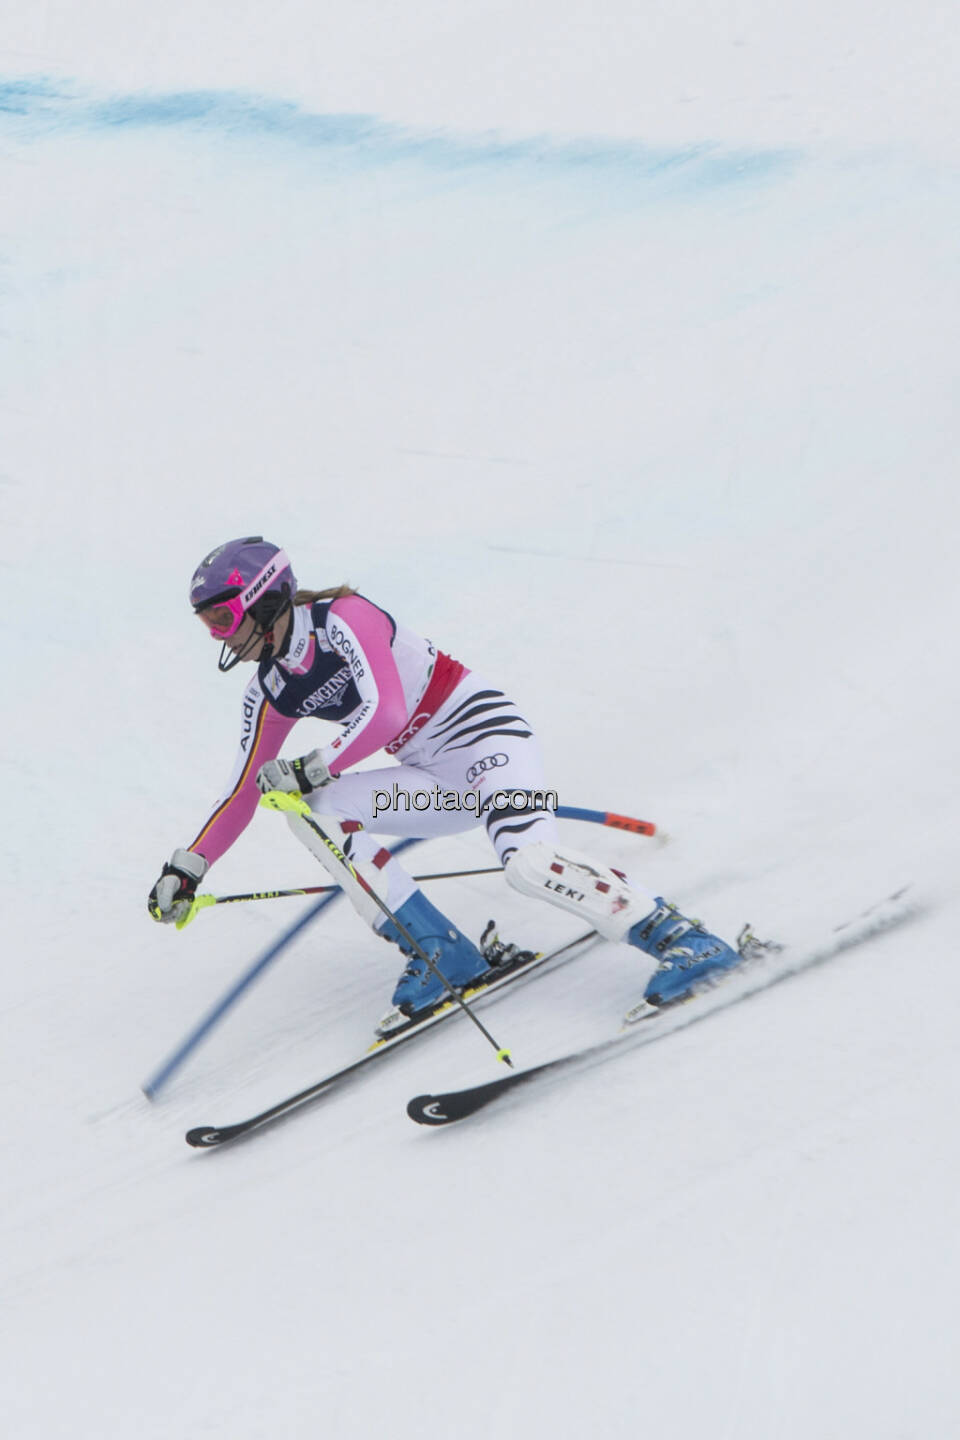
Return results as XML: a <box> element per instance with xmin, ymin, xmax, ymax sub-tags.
<box><xmin>433</xmin><ymin>699</ymin><xmax>526</xmax><ymax>745</ymax></box>
<box><xmin>486</xmin><ymin>816</ymin><xmax>550</xmax><ymax>842</ymax></box>
<box><xmin>485</xmin><ymin>793</ymin><xmax>553</xmax><ymax>836</ymax></box>
<box><xmin>482</xmin><ymin>792</ymin><xmax>553</xmax><ymax>821</ymax></box>
<box><xmin>432</xmin><ymin>689</ymin><xmax>505</xmax><ymax>730</ymax></box>
<box><xmin>430</xmin><ymin>700</ymin><xmax>517</xmax><ymax>738</ymax></box>
<box><xmin>437</xmin><ymin>720</ymin><xmax>533</xmax><ymax>753</ymax></box>
<box><xmin>486</xmin><ymin>816</ymin><xmax>551</xmax><ymax>862</ymax></box>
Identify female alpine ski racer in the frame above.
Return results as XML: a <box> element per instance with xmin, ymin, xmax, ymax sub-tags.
<box><xmin>148</xmin><ymin>536</ymin><xmax>742</xmax><ymax>1030</ymax></box>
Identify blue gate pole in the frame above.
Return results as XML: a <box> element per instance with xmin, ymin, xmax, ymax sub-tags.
<box><xmin>141</xmin><ymin>838</ymin><xmax>419</xmax><ymax>1099</ymax></box>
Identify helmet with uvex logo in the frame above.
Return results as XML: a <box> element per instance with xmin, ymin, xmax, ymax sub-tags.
<box><xmin>189</xmin><ymin>537</ymin><xmax>297</xmax><ymax>671</ymax></box>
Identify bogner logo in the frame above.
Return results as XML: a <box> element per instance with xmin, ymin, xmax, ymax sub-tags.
<box><xmin>466</xmin><ymin>753</ymin><xmax>508</xmax><ymax>784</ymax></box>
<box><xmin>327</xmin><ymin>622</ymin><xmax>365</xmax><ymax>680</ymax></box>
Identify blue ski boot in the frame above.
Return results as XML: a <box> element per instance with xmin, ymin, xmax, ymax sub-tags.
<box><xmin>379</xmin><ymin>890</ymin><xmax>491</xmax><ymax>1019</ymax></box>
<box><xmin>628</xmin><ymin>898</ymin><xmax>742</xmax><ymax>1006</ymax></box>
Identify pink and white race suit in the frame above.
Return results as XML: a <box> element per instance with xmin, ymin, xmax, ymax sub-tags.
<box><xmin>187</xmin><ymin>593</ymin><xmax>560</xmax><ymax>915</ymax></box>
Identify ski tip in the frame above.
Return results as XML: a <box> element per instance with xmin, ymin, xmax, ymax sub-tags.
<box><xmin>407</xmin><ymin>1074</ymin><xmax>518</xmax><ymax>1125</ymax></box>
<box><xmin>185</xmin><ymin>1125</ymin><xmax>226</xmax><ymax>1149</ymax></box>
<box><xmin>407</xmin><ymin>1094</ymin><xmax>451</xmax><ymax>1126</ymax></box>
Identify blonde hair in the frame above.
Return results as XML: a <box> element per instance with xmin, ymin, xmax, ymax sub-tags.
<box><xmin>293</xmin><ymin>585</ymin><xmax>357</xmax><ymax>604</ymax></box>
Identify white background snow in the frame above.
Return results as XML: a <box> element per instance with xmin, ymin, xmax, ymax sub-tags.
<box><xmin>2</xmin><ymin>4</ymin><xmax>959</xmax><ymax>1435</ymax></box>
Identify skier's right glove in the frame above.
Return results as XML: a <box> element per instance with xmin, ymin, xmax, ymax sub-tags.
<box><xmin>148</xmin><ymin>848</ymin><xmax>209</xmax><ymax>925</ymax></box>
<box><xmin>256</xmin><ymin>748</ymin><xmax>334</xmax><ymax>796</ymax></box>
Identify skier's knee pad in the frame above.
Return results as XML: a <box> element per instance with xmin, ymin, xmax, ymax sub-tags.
<box><xmin>285</xmin><ymin>810</ymin><xmax>384</xmax><ymax>929</ymax></box>
<box><xmin>504</xmin><ymin>841</ymin><xmax>656</xmax><ymax>941</ymax></box>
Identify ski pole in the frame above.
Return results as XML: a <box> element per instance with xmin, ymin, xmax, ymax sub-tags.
<box><xmin>556</xmin><ymin>805</ymin><xmax>656</xmax><ymax>836</ymax></box>
<box><xmin>178</xmin><ymin>866</ymin><xmax>506</xmax><ymax>926</ymax></box>
<box><xmin>262</xmin><ymin>791</ymin><xmax>515</xmax><ymax>1068</ymax></box>
<box><xmin>176</xmin><ymin>805</ymin><xmax>658</xmax><ymax>926</ymax></box>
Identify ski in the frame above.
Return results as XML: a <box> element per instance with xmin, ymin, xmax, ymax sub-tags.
<box><xmin>184</xmin><ymin>927</ymin><xmax>601</xmax><ymax>1148</ymax></box>
<box><xmin>406</xmin><ymin>888</ymin><xmax>919</xmax><ymax>1127</ymax></box>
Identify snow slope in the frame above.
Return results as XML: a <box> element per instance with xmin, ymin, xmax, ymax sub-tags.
<box><xmin>2</xmin><ymin>6</ymin><xmax>959</xmax><ymax>1437</ymax></box>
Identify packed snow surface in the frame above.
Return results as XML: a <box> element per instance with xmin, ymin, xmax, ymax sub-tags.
<box><xmin>2</xmin><ymin>5</ymin><xmax>958</xmax><ymax>1436</ymax></box>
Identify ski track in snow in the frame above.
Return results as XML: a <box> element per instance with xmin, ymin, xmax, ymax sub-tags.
<box><xmin>2</xmin><ymin>10</ymin><xmax>960</xmax><ymax>1438</ymax></box>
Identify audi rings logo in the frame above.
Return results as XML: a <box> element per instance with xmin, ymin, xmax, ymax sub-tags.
<box><xmin>466</xmin><ymin>753</ymin><xmax>509</xmax><ymax>784</ymax></box>
<box><xmin>384</xmin><ymin>711</ymin><xmax>430</xmax><ymax>755</ymax></box>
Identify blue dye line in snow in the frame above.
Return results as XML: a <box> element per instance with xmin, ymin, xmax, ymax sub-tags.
<box><xmin>0</xmin><ymin>75</ymin><xmax>796</xmax><ymax>193</ymax></box>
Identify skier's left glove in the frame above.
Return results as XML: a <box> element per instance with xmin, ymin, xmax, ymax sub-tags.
<box><xmin>148</xmin><ymin>848</ymin><xmax>208</xmax><ymax>924</ymax></box>
<box><xmin>256</xmin><ymin>748</ymin><xmax>334</xmax><ymax>796</ymax></box>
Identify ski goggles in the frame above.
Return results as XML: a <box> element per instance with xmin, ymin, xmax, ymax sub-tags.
<box><xmin>195</xmin><ymin>549</ymin><xmax>291</xmax><ymax>638</ymax></box>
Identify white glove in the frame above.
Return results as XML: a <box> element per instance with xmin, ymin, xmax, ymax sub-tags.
<box><xmin>148</xmin><ymin>848</ymin><xmax>208</xmax><ymax>925</ymax></box>
<box><xmin>256</xmin><ymin>748</ymin><xmax>334</xmax><ymax>796</ymax></box>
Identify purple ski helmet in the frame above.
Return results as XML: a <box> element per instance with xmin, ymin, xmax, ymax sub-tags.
<box><xmin>189</xmin><ymin>537</ymin><xmax>297</xmax><ymax>669</ymax></box>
